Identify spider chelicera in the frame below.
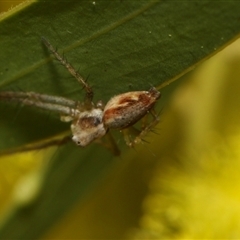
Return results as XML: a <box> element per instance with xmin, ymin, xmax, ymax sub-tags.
<box><xmin>0</xmin><ymin>38</ymin><xmax>161</xmax><ymax>154</ymax></box>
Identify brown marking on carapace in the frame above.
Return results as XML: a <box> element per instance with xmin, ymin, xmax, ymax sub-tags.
<box><xmin>77</xmin><ymin>116</ymin><xmax>101</xmax><ymax>129</ymax></box>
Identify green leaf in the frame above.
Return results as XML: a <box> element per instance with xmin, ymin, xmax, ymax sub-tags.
<box><xmin>0</xmin><ymin>0</ymin><xmax>239</xmax><ymax>239</ymax></box>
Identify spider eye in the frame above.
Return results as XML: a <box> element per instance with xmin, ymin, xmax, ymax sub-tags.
<box><xmin>72</xmin><ymin>135</ymin><xmax>82</xmax><ymax>146</ymax></box>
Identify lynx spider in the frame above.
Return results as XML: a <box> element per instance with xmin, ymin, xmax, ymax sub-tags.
<box><xmin>0</xmin><ymin>38</ymin><xmax>161</xmax><ymax>152</ymax></box>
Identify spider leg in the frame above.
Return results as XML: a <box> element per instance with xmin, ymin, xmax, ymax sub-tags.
<box><xmin>0</xmin><ymin>133</ymin><xmax>72</xmax><ymax>156</ymax></box>
<box><xmin>0</xmin><ymin>91</ymin><xmax>76</xmax><ymax>106</ymax></box>
<box><xmin>94</xmin><ymin>131</ymin><xmax>121</xmax><ymax>156</ymax></box>
<box><xmin>122</xmin><ymin>109</ymin><xmax>160</xmax><ymax>147</ymax></box>
<box><xmin>121</xmin><ymin>127</ymin><xmax>140</xmax><ymax>147</ymax></box>
<box><xmin>41</xmin><ymin>37</ymin><xmax>93</xmax><ymax>104</ymax></box>
<box><xmin>0</xmin><ymin>91</ymin><xmax>77</xmax><ymax>116</ymax></box>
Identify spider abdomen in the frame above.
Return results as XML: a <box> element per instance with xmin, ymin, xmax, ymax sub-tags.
<box><xmin>103</xmin><ymin>87</ymin><xmax>160</xmax><ymax>129</ymax></box>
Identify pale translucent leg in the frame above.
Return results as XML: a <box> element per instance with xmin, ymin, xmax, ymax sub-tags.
<box><xmin>0</xmin><ymin>91</ymin><xmax>76</xmax><ymax>115</ymax></box>
<box><xmin>122</xmin><ymin>109</ymin><xmax>160</xmax><ymax>147</ymax></box>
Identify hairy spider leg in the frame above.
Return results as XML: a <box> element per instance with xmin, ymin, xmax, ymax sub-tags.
<box><xmin>41</xmin><ymin>37</ymin><xmax>93</xmax><ymax>105</ymax></box>
<box><xmin>121</xmin><ymin>108</ymin><xmax>160</xmax><ymax>147</ymax></box>
<box><xmin>132</xmin><ymin>109</ymin><xmax>160</xmax><ymax>146</ymax></box>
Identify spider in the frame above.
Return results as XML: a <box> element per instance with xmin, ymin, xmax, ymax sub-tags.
<box><xmin>0</xmin><ymin>38</ymin><xmax>160</xmax><ymax>154</ymax></box>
